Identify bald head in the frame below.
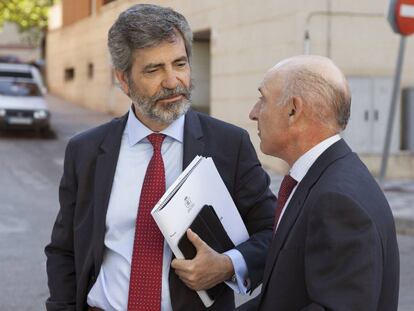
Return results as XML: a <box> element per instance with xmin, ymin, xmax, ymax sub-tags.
<box><xmin>267</xmin><ymin>55</ymin><xmax>351</xmax><ymax>131</ymax></box>
<box><xmin>270</xmin><ymin>55</ymin><xmax>345</xmax><ymax>85</ymax></box>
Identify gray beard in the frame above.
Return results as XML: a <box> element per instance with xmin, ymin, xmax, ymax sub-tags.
<box><xmin>129</xmin><ymin>82</ymin><xmax>193</xmax><ymax>125</ymax></box>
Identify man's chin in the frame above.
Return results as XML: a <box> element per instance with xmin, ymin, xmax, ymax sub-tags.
<box><xmin>150</xmin><ymin>101</ymin><xmax>190</xmax><ymax>123</ymax></box>
<box><xmin>259</xmin><ymin>141</ymin><xmax>271</xmax><ymax>156</ymax></box>
<box><xmin>155</xmin><ymin>97</ymin><xmax>190</xmax><ymax>109</ymax></box>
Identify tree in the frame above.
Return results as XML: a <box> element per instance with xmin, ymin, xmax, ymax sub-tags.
<box><xmin>0</xmin><ymin>0</ymin><xmax>57</xmax><ymax>31</ymax></box>
<box><xmin>0</xmin><ymin>0</ymin><xmax>58</xmax><ymax>47</ymax></box>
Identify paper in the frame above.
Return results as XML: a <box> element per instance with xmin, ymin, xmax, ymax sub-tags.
<box><xmin>151</xmin><ymin>156</ymin><xmax>249</xmax><ymax>307</ymax></box>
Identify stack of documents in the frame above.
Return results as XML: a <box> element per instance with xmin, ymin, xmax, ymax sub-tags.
<box><xmin>151</xmin><ymin>156</ymin><xmax>249</xmax><ymax>307</ymax></box>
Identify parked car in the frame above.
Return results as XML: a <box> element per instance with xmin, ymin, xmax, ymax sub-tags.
<box><xmin>0</xmin><ymin>55</ymin><xmax>21</xmax><ymax>63</ymax></box>
<box><xmin>0</xmin><ymin>77</ymin><xmax>50</xmax><ymax>133</ymax></box>
<box><xmin>0</xmin><ymin>62</ymin><xmax>47</xmax><ymax>94</ymax></box>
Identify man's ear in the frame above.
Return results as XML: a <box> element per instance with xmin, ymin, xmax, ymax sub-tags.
<box><xmin>288</xmin><ymin>96</ymin><xmax>304</xmax><ymax>123</ymax></box>
<box><xmin>114</xmin><ymin>69</ymin><xmax>130</xmax><ymax>95</ymax></box>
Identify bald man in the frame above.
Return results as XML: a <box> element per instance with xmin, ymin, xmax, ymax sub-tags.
<box><xmin>238</xmin><ymin>55</ymin><xmax>399</xmax><ymax>311</ymax></box>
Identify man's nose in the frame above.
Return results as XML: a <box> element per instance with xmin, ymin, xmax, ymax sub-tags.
<box><xmin>249</xmin><ymin>102</ymin><xmax>259</xmax><ymax>121</ymax></box>
<box><xmin>161</xmin><ymin>71</ymin><xmax>180</xmax><ymax>89</ymax></box>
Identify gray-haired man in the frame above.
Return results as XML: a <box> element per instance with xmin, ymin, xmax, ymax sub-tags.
<box><xmin>45</xmin><ymin>4</ymin><xmax>275</xmax><ymax>311</ymax></box>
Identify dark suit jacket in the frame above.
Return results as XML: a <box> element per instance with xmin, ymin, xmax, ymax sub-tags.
<box><xmin>45</xmin><ymin>109</ymin><xmax>276</xmax><ymax>311</ymax></box>
<box><xmin>239</xmin><ymin>139</ymin><xmax>399</xmax><ymax>311</ymax></box>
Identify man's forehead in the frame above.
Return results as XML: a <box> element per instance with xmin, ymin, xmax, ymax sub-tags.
<box><xmin>132</xmin><ymin>36</ymin><xmax>187</xmax><ymax>65</ymax></box>
<box><xmin>260</xmin><ymin>69</ymin><xmax>283</xmax><ymax>93</ymax></box>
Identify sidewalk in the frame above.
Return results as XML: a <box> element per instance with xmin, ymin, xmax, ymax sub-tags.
<box><xmin>382</xmin><ymin>180</ymin><xmax>414</xmax><ymax>235</ymax></box>
<box><xmin>265</xmin><ymin>168</ymin><xmax>414</xmax><ymax>235</ymax></box>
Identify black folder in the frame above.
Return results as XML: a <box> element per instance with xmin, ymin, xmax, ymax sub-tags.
<box><xmin>178</xmin><ymin>204</ymin><xmax>235</xmax><ymax>300</ymax></box>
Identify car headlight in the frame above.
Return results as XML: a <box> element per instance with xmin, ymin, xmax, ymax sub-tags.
<box><xmin>0</xmin><ymin>109</ymin><xmax>6</xmax><ymax>117</ymax></box>
<box><xmin>33</xmin><ymin>110</ymin><xmax>48</xmax><ymax>119</ymax></box>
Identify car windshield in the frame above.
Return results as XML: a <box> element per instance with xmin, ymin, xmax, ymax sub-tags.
<box><xmin>0</xmin><ymin>71</ymin><xmax>32</xmax><ymax>79</ymax></box>
<box><xmin>0</xmin><ymin>80</ymin><xmax>41</xmax><ymax>97</ymax></box>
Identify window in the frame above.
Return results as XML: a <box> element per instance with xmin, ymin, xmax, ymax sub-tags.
<box><xmin>64</xmin><ymin>67</ymin><xmax>75</xmax><ymax>81</ymax></box>
<box><xmin>88</xmin><ymin>63</ymin><xmax>94</xmax><ymax>79</ymax></box>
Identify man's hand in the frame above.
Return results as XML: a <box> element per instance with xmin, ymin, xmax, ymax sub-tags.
<box><xmin>171</xmin><ymin>229</ymin><xmax>235</xmax><ymax>290</ymax></box>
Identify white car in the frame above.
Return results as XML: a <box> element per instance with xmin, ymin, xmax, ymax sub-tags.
<box><xmin>0</xmin><ymin>78</ymin><xmax>50</xmax><ymax>132</ymax></box>
<box><xmin>0</xmin><ymin>62</ymin><xmax>47</xmax><ymax>94</ymax></box>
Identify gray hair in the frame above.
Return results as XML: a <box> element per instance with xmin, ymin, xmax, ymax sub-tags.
<box><xmin>108</xmin><ymin>4</ymin><xmax>193</xmax><ymax>73</ymax></box>
<box><xmin>280</xmin><ymin>68</ymin><xmax>351</xmax><ymax>131</ymax></box>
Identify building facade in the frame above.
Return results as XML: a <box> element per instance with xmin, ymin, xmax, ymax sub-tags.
<box><xmin>46</xmin><ymin>0</ymin><xmax>414</xmax><ymax>178</ymax></box>
<box><xmin>0</xmin><ymin>22</ymin><xmax>42</xmax><ymax>62</ymax></box>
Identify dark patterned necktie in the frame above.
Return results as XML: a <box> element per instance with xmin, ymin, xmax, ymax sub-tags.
<box><xmin>274</xmin><ymin>174</ymin><xmax>297</xmax><ymax>231</ymax></box>
<box><xmin>128</xmin><ymin>133</ymin><xmax>166</xmax><ymax>311</ymax></box>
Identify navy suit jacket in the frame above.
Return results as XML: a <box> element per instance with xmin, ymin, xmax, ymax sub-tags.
<box><xmin>238</xmin><ymin>139</ymin><xmax>399</xmax><ymax>311</ymax></box>
<box><xmin>45</xmin><ymin>109</ymin><xmax>276</xmax><ymax>311</ymax></box>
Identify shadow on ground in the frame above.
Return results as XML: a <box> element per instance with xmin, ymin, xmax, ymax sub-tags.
<box><xmin>0</xmin><ymin>128</ymin><xmax>57</xmax><ymax>140</ymax></box>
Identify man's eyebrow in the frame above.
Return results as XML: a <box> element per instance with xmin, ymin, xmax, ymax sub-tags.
<box><xmin>142</xmin><ymin>56</ymin><xmax>188</xmax><ymax>72</ymax></box>
<box><xmin>143</xmin><ymin>63</ymin><xmax>164</xmax><ymax>71</ymax></box>
<box><xmin>174</xmin><ymin>56</ymin><xmax>188</xmax><ymax>63</ymax></box>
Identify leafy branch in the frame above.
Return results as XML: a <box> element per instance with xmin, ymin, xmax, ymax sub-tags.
<box><xmin>0</xmin><ymin>0</ymin><xmax>58</xmax><ymax>32</ymax></box>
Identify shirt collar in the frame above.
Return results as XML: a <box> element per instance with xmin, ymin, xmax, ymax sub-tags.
<box><xmin>290</xmin><ymin>134</ymin><xmax>341</xmax><ymax>183</ymax></box>
<box><xmin>125</xmin><ymin>106</ymin><xmax>185</xmax><ymax>146</ymax></box>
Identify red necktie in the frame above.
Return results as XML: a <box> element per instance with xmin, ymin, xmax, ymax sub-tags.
<box><xmin>128</xmin><ymin>133</ymin><xmax>166</xmax><ymax>311</ymax></box>
<box><xmin>274</xmin><ymin>174</ymin><xmax>297</xmax><ymax>231</ymax></box>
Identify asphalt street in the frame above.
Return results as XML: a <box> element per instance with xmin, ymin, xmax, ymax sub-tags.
<box><xmin>0</xmin><ymin>94</ymin><xmax>412</xmax><ymax>310</ymax></box>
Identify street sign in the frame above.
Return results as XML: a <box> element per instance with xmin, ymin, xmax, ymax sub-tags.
<box><xmin>381</xmin><ymin>1</ymin><xmax>412</xmax><ymax>181</ymax></box>
<box><xmin>388</xmin><ymin>0</ymin><xmax>414</xmax><ymax>36</ymax></box>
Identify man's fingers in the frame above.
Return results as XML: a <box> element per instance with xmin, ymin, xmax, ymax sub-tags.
<box><xmin>186</xmin><ymin>228</ymin><xmax>206</xmax><ymax>251</ymax></box>
<box><xmin>171</xmin><ymin>229</ymin><xmax>221</xmax><ymax>291</ymax></box>
<box><xmin>174</xmin><ymin>268</ymin><xmax>203</xmax><ymax>290</ymax></box>
<box><xmin>171</xmin><ymin>258</ymin><xmax>191</xmax><ymax>271</ymax></box>
<box><xmin>172</xmin><ymin>264</ymin><xmax>199</xmax><ymax>288</ymax></box>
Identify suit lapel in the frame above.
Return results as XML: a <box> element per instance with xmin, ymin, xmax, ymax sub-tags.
<box><xmin>261</xmin><ymin>139</ymin><xmax>352</xmax><ymax>290</ymax></box>
<box><xmin>182</xmin><ymin>109</ymin><xmax>205</xmax><ymax>169</ymax></box>
<box><xmin>261</xmin><ymin>180</ymin><xmax>312</xmax><ymax>288</ymax></box>
<box><xmin>169</xmin><ymin>110</ymin><xmax>206</xmax><ymax>308</ymax></box>
<box><xmin>93</xmin><ymin>113</ymin><xmax>128</xmax><ymax>271</ymax></box>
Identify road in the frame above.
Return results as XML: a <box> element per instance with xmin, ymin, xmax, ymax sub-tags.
<box><xmin>0</xmin><ymin>95</ymin><xmax>412</xmax><ymax>310</ymax></box>
<box><xmin>0</xmin><ymin>95</ymin><xmax>111</xmax><ymax>311</ymax></box>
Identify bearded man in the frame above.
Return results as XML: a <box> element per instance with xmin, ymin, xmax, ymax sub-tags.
<box><xmin>45</xmin><ymin>4</ymin><xmax>275</xmax><ymax>311</ymax></box>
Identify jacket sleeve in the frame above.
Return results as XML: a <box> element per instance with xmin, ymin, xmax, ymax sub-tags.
<box><xmin>44</xmin><ymin>140</ymin><xmax>78</xmax><ymax>311</ymax></box>
<box><xmin>233</xmin><ymin>130</ymin><xmax>276</xmax><ymax>291</ymax></box>
<box><xmin>302</xmin><ymin>192</ymin><xmax>383</xmax><ymax>311</ymax></box>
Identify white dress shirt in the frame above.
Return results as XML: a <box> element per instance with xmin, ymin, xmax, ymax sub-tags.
<box><xmin>275</xmin><ymin>134</ymin><xmax>341</xmax><ymax>231</ymax></box>
<box><xmin>87</xmin><ymin>109</ymin><xmax>249</xmax><ymax>311</ymax></box>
